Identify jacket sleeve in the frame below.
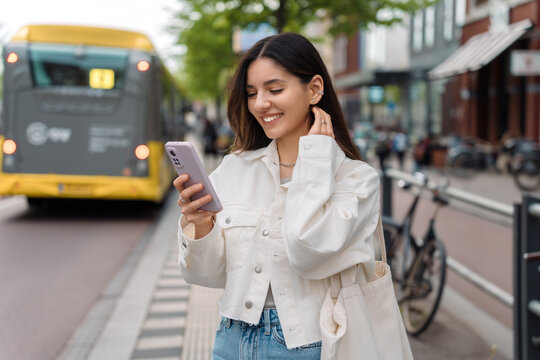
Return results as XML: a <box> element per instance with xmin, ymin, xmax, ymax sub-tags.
<box><xmin>177</xmin><ymin>166</ymin><xmax>226</xmax><ymax>288</ymax></box>
<box><xmin>283</xmin><ymin>135</ymin><xmax>380</xmax><ymax>280</ymax></box>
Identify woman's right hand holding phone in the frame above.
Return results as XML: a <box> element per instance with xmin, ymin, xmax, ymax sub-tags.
<box><xmin>173</xmin><ymin>174</ymin><xmax>217</xmax><ymax>239</ymax></box>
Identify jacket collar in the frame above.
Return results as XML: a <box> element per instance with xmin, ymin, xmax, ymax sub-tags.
<box><xmin>241</xmin><ymin>140</ymin><xmax>278</xmax><ymax>162</ymax></box>
<box><xmin>240</xmin><ymin>137</ymin><xmax>348</xmax><ymax>187</ymax></box>
<box><xmin>240</xmin><ymin>140</ymin><xmax>281</xmax><ymax>187</ymax></box>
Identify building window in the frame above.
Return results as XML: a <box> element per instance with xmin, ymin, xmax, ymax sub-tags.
<box><xmin>366</xmin><ymin>25</ymin><xmax>386</xmax><ymax>68</ymax></box>
<box><xmin>334</xmin><ymin>35</ymin><xmax>347</xmax><ymax>74</ymax></box>
<box><xmin>443</xmin><ymin>0</ymin><xmax>453</xmax><ymax>41</ymax></box>
<box><xmin>425</xmin><ymin>6</ymin><xmax>435</xmax><ymax>48</ymax></box>
<box><xmin>455</xmin><ymin>0</ymin><xmax>466</xmax><ymax>27</ymax></box>
<box><xmin>412</xmin><ymin>10</ymin><xmax>424</xmax><ymax>52</ymax></box>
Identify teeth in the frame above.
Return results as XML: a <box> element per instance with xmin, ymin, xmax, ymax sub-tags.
<box><xmin>263</xmin><ymin>114</ymin><xmax>282</xmax><ymax>122</ymax></box>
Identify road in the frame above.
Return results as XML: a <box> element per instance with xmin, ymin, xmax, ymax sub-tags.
<box><xmin>0</xmin><ymin>196</ymin><xmax>161</xmax><ymax>360</ymax></box>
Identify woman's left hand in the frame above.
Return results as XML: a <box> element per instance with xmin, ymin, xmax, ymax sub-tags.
<box><xmin>308</xmin><ymin>106</ymin><xmax>335</xmax><ymax>138</ymax></box>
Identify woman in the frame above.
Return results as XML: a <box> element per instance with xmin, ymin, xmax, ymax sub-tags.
<box><xmin>174</xmin><ymin>33</ymin><xmax>380</xmax><ymax>359</ymax></box>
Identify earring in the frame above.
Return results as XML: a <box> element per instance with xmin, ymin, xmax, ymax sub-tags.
<box><xmin>312</xmin><ymin>99</ymin><xmax>316</xmax><ymax>103</ymax></box>
<box><xmin>318</xmin><ymin>90</ymin><xmax>324</xmax><ymax>95</ymax></box>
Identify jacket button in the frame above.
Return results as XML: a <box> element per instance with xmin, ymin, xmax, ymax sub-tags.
<box><xmin>262</xmin><ymin>229</ymin><xmax>269</xmax><ymax>237</ymax></box>
<box><xmin>254</xmin><ymin>265</ymin><xmax>262</xmax><ymax>273</ymax></box>
<box><xmin>245</xmin><ymin>301</ymin><xmax>253</xmax><ymax>309</ymax></box>
<box><xmin>225</xmin><ymin>216</ymin><xmax>232</xmax><ymax>224</ymax></box>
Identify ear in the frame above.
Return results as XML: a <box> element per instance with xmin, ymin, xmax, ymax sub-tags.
<box><xmin>309</xmin><ymin>75</ymin><xmax>324</xmax><ymax>104</ymax></box>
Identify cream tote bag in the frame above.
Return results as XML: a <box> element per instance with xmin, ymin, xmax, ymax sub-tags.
<box><xmin>319</xmin><ymin>215</ymin><xmax>413</xmax><ymax>360</ymax></box>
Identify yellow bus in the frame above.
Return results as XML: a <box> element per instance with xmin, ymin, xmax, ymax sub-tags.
<box><xmin>0</xmin><ymin>25</ymin><xmax>187</xmax><ymax>205</ymax></box>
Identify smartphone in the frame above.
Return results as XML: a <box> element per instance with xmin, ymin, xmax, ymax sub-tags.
<box><xmin>165</xmin><ymin>141</ymin><xmax>222</xmax><ymax>212</ymax></box>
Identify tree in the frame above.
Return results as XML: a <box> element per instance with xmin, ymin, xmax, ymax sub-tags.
<box><xmin>173</xmin><ymin>11</ymin><xmax>236</xmax><ymax>100</ymax></box>
<box><xmin>172</xmin><ymin>0</ymin><xmax>434</xmax><ymax>100</ymax></box>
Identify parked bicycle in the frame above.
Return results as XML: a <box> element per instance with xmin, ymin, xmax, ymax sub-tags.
<box><xmin>446</xmin><ymin>135</ymin><xmax>498</xmax><ymax>178</ymax></box>
<box><xmin>382</xmin><ymin>172</ymin><xmax>449</xmax><ymax>336</ymax></box>
<box><xmin>502</xmin><ymin>138</ymin><xmax>540</xmax><ymax>191</ymax></box>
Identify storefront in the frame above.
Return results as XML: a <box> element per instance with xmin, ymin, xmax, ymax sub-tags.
<box><xmin>429</xmin><ymin>17</ymin><xmax>538</xmax><ymax>143</ymax></box>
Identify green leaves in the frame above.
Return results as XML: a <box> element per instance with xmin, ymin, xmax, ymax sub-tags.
<box><xmin>172</xmin><ymin>0</ymin><xmax>434</xmax><ymax>100</ymax></box>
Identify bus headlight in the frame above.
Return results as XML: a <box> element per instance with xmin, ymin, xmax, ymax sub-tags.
<box><xmin>135</xmin><ymin>144</ymin><xmax>150</xmax><ymax>160</ymax></box>
<box><xmin>2</xmin><ymin>139</ymin><xmax>17</xmax><ymax>155</ymax></box>
<box><xmin>6</xmin><ymin>52</ymin><xmax>19</xmax><ymax>64</ymax></box>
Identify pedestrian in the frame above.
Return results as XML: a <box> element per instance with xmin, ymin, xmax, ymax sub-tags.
<box><xmin>392</xmin><ymin>129</ymin><xmax>408</xmax><ymax>170</ymax></box>
<box><xmin>375</xmin><ymin>126</ymin><xmax>391</xmax><ymax>170</ymax></box>
<box><xmin>201</xmin><ymin>116</ymin><xmax>220</xmax><ymax>168</ymax></box>
<box><xmin>414</xmin><ymin>135</ymin><xmax>431</xmax><ymax>170</ymax></box>
<box><xmin>202</xmin><ymin>116</ymin><xmax>218</xmax><ymax>157</ymax></box>
<box><xmin>173</xmin><ymin>33</ymin><xmax>382</xmax><ymax>359</ymax></box>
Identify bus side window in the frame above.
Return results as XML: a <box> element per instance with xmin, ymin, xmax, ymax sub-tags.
<box><xmin>160</xmin><ymin>67</ymin><xmax>175</xmax><ymax>140</ymax></box>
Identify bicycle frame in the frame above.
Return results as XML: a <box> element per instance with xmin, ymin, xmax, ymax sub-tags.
<box><xmin>382</xmin><ymin>178</ymin><xmax>448</xmax><ymax>336</ymax></box>
<box><xmin>384</xmin><ymin>186</ymin><xmax>421</xmax><ymax>256</ymax></box>
<box><xmin>408</xmin><ymin>205</ymin><xmax>442</xmax><ymax>257</ymax></box>
<box><xmin>401</xmin><ymin>211</ymin><xmax>442</xmax><ymax>302</ymax></box>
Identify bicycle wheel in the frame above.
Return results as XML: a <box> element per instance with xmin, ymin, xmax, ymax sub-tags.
<box><xmin>513</xmin><ymin>159</ymin><xmax>540</xmax><ymax>191</ymax></box>
<box><xmin>389</xmin><ymin>232</ymin><xmax>415</xmax><ymax>303</ymax></box>
<box><xmin>400</xmin><ymin>238</ymin><xmax>446</xmax><ymax>336</ymax></box>
<box><xmin>450</xmin><ymin>152</ymin><xmax>475</xmax><ymax>177</ymax></box>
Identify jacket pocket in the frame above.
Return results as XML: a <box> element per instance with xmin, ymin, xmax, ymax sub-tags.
<box><xmin>217</xmin><ymin>204</ymin><xmax>261</xmax><ymax>271</ymax></box>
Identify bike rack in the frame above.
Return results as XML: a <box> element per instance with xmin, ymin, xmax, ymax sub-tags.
<box><xmin>380</xmin><ymin>167</ymin><xmax>540</xmax><ymax>359</ymax></box>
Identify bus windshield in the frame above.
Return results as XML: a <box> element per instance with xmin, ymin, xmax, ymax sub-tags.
<box><xmin>29</xmin><ymin>43</ymin><xmax>129</xmax><ymax>90</ymax></box>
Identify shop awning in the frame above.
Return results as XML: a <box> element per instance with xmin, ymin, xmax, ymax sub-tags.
<box><xmin>429</xmin><ymin>19</ymin><xmax>533</xmax><ymax>79</ymax></box>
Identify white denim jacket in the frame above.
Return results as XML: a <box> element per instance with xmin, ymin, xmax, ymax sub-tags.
<box><xmin>178</xmin><ymin>135</ymin><xmax>380</xmax><ymax>349</ymax></box>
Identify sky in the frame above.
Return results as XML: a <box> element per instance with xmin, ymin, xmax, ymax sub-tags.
<box><xmin>0</xmin><ymin>0</ymin><xmax>185</xmax><ymax>71</ymax></box>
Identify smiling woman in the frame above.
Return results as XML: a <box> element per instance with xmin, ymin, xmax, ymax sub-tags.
<box><xmin>172</xmin><ymin>32</ymin><xmax>401</xmax><ymax>360</ymax></box>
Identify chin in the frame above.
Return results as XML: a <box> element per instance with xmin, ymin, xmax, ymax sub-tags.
<box><xmin>262</xmin><ymin>129</ymin><xmax>282</xmax><ymax>140</ymax></box>
<box><xmin>264</xmin><ymin>133</ymin><xmax>280</xmax><ymax>140</ymax></box>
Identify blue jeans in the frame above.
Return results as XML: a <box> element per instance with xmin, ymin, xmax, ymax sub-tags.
<box><xmin>211</xmin><ymin>308</ymin><xmax>321</xmax><ymax>360</ymax></box>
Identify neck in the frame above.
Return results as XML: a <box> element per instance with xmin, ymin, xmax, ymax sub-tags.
<box><xmin>276</xmin><ymin>137</ymin><xmax>300</xmax><ymax>166</ymax></box>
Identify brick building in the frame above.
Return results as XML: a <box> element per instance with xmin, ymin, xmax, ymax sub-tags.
<box><xmin>430</xmin><ymin>0</ymin><xmax>540</xmax><ymax>143</ymax></box>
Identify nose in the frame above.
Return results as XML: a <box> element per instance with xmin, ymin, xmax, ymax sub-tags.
<box><xmin>253</xmin><ymin>93</ymin><xmax>271</xmax><ymax>112</ymax></box>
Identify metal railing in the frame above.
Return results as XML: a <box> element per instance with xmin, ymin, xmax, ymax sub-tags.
<box><xmin>380</xmin><ymin>167</ymin><xmax>540</xmax><ymax>360</ymax></box>
<box><xmin>385</xmin><ymin>168</ymin><xmax>515</xmax><ymax>217</ymax></box>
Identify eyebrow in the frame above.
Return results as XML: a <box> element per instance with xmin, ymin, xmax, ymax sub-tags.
<box><xmin>246</xmin><ymin>79</ymin><xmax>286</xmax><ymax>88</ymax></box>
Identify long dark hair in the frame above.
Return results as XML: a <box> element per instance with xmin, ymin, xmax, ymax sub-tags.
<box><xmin>227</xmin><ymin>32</ymin><xmax>361</xmax><ymax>160</ymax></box>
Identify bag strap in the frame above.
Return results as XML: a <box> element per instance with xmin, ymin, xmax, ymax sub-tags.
<box><xmin>376</xmin><ymin>214</ymin><xmax>387</xmax><ymax>264</ymax></box>
<box><xmin>329</xmin><ymin>161</ymin><xmax>388</xmax><ymax>297</ymax></box>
